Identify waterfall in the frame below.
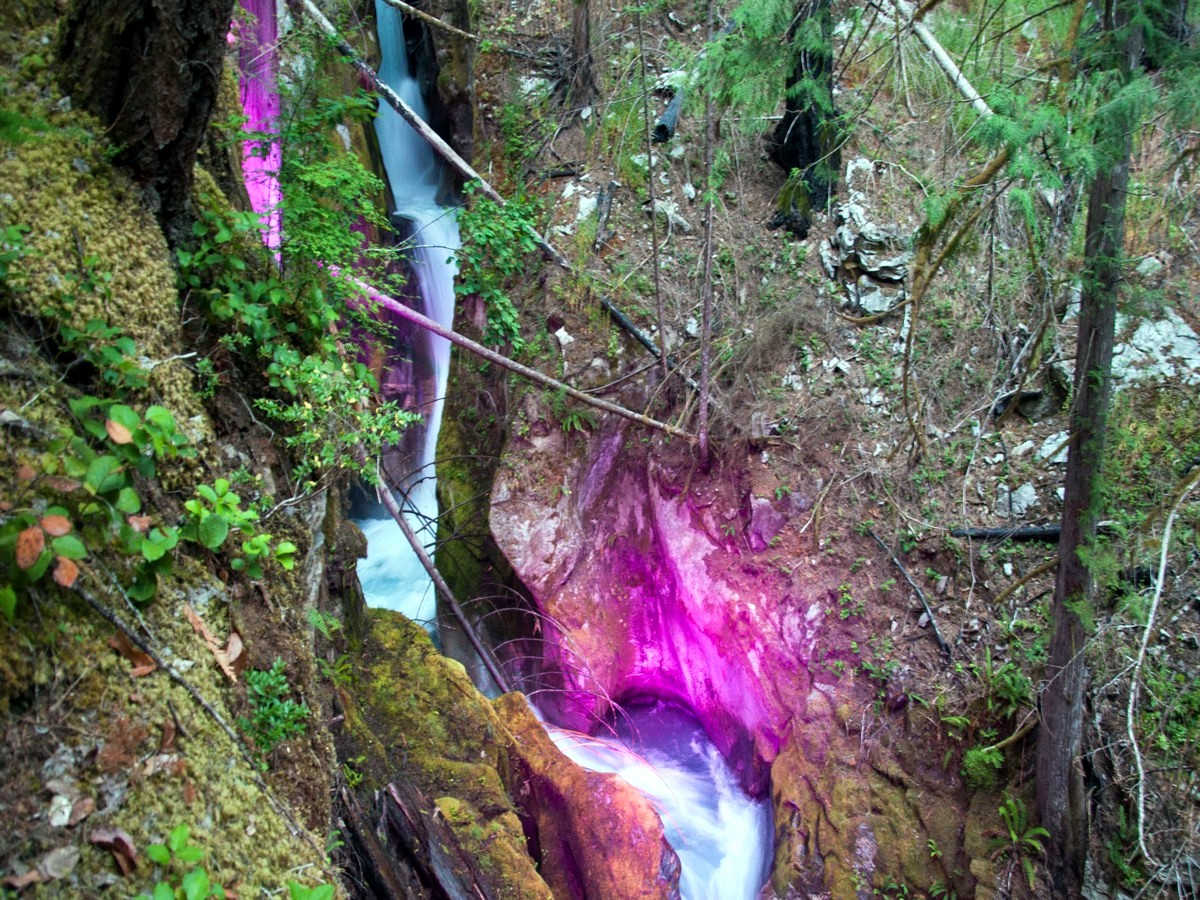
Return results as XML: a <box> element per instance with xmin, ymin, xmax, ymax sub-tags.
<box><xmin>355</xmin><ymin>1</ymin><xmax>462</xmax><ymax>629</ymax></box>
<box><xmin>548</xmin><ymin>703</ymin><xmax>773</xmax><ymax>900</ymax></box>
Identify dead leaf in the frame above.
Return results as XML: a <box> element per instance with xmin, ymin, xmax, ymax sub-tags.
<box><xmin>127</xmin><ymin>515</ymin><xmax>153</xmax><ymax>533</ymax></box>
<box><xmin>225</xmin><ymin>630</ymin><xmax>247</xmax><ymax>676</ymax></box>
<box><xmin>15</xmin><ymin>526</ymin><xmax>45</xmax><ymax>569</ymax></box>
<box><xmin>46</xmin><ymin>477</ymin><xmax>80</xmax><ymax>493</ymax></box>
<box><xmin>108</xmin><ymin>632</ymin><xmax>156</xmax><ymax>677</ymax></box>
<box><xmin>105</xmin><ymin>419</ymin><xmax>133</xmax><ymax>445</ymax></box>
<box><xmin>38</xmin><ymin>845</ymin><xmax>79</xmax><ymax>879</ymax></box>
<box><xmin>97</xmin><ymin>717</ymin><xmax>149</xmax><ymax>774</ymax></box>
<box><xmin>68</xmin><ymin>796</ymin><xmax>95</xmax><ymax>827</ymax></box>
<box><xmin>53</xmin><ymin>557</ymin><xmax>79</xmax><ymax>588</ymax></box>
<box><xmin>16</xmin><ymin>463</ymin><xmax>37</xmax><ymax>482</ymax></box>
<box><xmin>160</xmin><ymin>718</ymin><xmax>176</xmax><ymax>752</ymax></box>
<box><xmin>184</xmin><ymin>603</ymin><xmax>236</xmax><ymax>682</ymax></box>
<box><xmin>2</xmin><ymin>869</ymin><xmax>43</xmax><ymax>889</ymax></box>
<box><xmin>90</xmin><ymin>827</ymin><xmax>138</xmax><ymax>876</ymax></box>
<box><xmin>183</xmin><ymin>781</ymin><xmax>197</xmax><ymax>805</ymax></box>
<box><xmin>40</xmin><ymin>514</ymin><xmax>72</xmax><ymax>536</ymax></box>
<box><xmin>0</xmin><ymin>500</ymin><xmax>11</xmax><ymax>511</ymax></box>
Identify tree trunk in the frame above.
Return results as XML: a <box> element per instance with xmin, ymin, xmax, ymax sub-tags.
<box><xmin>697</xmin><ymin>0</ymin><xmax>716</xmax><ymax>470</ymax></box>
<box><xmin>57</xmin><ymin>0</ymin><xmax>235</xmax><ymax>244</ymax></box>
<box><xmin>1035</xmin><ymin>3</ymin><xmax>1140</xmax><ymax>891</ymax></box>
<box><xmin>569</xmin><ymin>0</ymin><xmax>595</xmax><ymax>106</ymax></box>
<box><xmin>765</xmin><ymin>0</ymin><xmax>840</xmax><ymax>238</ymax></box>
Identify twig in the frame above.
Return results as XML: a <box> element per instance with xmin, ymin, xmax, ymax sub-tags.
<box><xmin>366</xmin><ymin>457</ymin><xmax>511</xmax><ymax>694</ymax></box>
<box><xmin>868</xmin><ymin>529</ymin><xmax>952</xmax><ymax>658</ymax></box>
<box><xmin>990</xmin><ymin>556</ymin><xmax>1057</xmax><ymax>607</ymax></box>
<box><xmin>1127</xmin><ymin>471</ymin><xmax>1199</xmax><ymax>870</ymax></box>
<box><xmin>379</xmin><ymin>0</ymin><xmax>478</xmax><ymax>41</ymax></box>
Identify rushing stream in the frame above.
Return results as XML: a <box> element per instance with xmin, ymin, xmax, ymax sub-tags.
<box><xmin>354</xmin><ymin>0</ymin><xmax>462</xmax><ymax>628</ymax></box>
<box><xmin>237</xmin><ymin>4</ymin><xmax>772</xmax><ymax>893</ymax></box>
<box><xmin>547</xmin><ymin>702</ymin><xmax>773</xmax><ymax>900</ymax></box>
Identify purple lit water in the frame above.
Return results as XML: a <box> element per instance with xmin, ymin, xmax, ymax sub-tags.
<box><xmin>547</xmin><ymin>701</ymin><xmax>773</xmax><ymax>900</ymax></box>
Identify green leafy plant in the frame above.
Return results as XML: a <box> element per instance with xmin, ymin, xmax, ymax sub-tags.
<box><xmin>180</xmin><ymin>478</ymin><xmax>296</xmax><ymax>578</ymax></box>
<box><xmin>962</xmin><ymin>745</ymin><xmax>1004</xmax><ymax>790</ymax></box>
<box><xmin>307</xmin><ymin>608</ymin><xmax>342</xmax><ymax>640</ymax></box>
<box><xmin>454</xmin><ymin>183</ymin><xmax>541</xmax><ymax>349</ymax></box>
<box><xmin>239</xmin><ymin>659</ymin><xmax>310</xmax><ymax>764</ymax></box>
<box><xmin>1</xmin><ymin>399</ymin><xmax>201</xmax><ymax>610</ymax></box>
<box><xmin>287</xmin><ymin>882</ymin><xmax>335</xmax><ymax>900</ymax></box>
<box><xmin>178</xmin><ymin>204</ymin><xmax>419</xmax><ymax>489</ymax></box>
<box><xmin>988</xmin><ymin>792</ymin><xmax>1049</xmax><ymax>891</ymax></box>
<box><xmin>137</xmin><ymin>824</ymin><xmax>224</xmax><ymax>900</ymax></box>
<box><xmin>561</xmin><ymin>407</ymin><xmax>598</xmax><ymax>434</ymax></box>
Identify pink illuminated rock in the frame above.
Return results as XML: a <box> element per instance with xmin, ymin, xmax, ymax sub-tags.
<box><xmin>490</xmin><ymin>421</ymin><xmax>823</xmax><ymax>789</ymax></box>
<box><xmin>236</xmin><ymin>0</ymin><xmax>283</xmax><ymax>250</ymax></box>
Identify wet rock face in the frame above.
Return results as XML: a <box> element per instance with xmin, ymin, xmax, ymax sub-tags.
<box><xmin>489</xmin><ymin>422</ymin><xmax>821</xmax><ymax>786</ymax></box>
<box><xmin>496</xmin><ymin>696</ymin><xmax>681</xmax><ymax>900</ymax></box>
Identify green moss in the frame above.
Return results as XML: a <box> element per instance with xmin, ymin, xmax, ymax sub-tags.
<box><xmin>341</xmin><ymin>611</ymin><xmax>548</xmax><ymax>897</ymax></box>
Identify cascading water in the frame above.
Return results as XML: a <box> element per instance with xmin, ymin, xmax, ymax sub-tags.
<box><xmin>547</xmin><ymin>702</ymin><xmax>773</xmax><ymax>900</ymax></box>
<box><xmin>236</xmin><ymin>6</ymin><xmax>771</xmax><ymax>892</ymax></box>
<box><xmin>353</xmin><ymin>1</ymin><xmax>462</xmax><ymax>629</ymax></box>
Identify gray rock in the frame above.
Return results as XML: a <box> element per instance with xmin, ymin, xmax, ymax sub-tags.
<box><xmin>1134</xmin><ymin>255</ymin><xmax>1164</xmax><ymax>279</ymax></box>
<box><xmin>996</xmin><ymin>482</ymin><xmax>1039</xmax><ymax>518</ymax></box>
<box><xmin>1037</xmin><ymin>431</ymin><xmax>1069</xmax><ymax>464</ymax></box>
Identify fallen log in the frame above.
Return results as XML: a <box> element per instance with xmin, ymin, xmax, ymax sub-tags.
<box><xmin>380</xmin><ymin>781</ymin><xmax>498</xmax><ymax>900</ymax></box>
<box><xmin>352</xmin><ymin>277</ymin><xmax>697</xmax><ymax>441</ymax></box>
<box><xmin>652</xmin><ymin>90</ymin><xmax>684</xmax><ymax>143</ymax></box>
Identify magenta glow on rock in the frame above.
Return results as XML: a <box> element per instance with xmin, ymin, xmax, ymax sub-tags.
<box><xmin>237</xmin><ymin>0</ymin><xmax>283</xmax><ymax>250</ymax></box>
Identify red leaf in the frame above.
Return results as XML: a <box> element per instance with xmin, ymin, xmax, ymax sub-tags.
<box><xmin>160</xmin><ymin>718</ymin><xmax>177</xmax><ymax>752</ymax></box>
<box><xmin>127</xmin><ymin>515</ymin><xmax>153</xmax><ymax>533</ymax></box>
<box><xmin>15</xmin><ymin>527</ymin><xmax>44</xmax><ymax>570</ymax></box>
<box><xmin>105</xmin><ymin>419</ymin><xmax>133</xmax><ymax>445</ymax></box>
<box><xmin>40</xmin><ymin>515</ymin><xmax>72</xmax><ymax>537</ymax></box>
<box><xmin>52</xmin><ymin>557</ymin><xmax>79</xmax><ymax>588</ymax></box>
<box><xmin>2</xmin><ymin>869</ymin><xmax>43</xmax><ymax>889</ymax></box>
<box><xmin>16</xmin><ymin>463</ymin><xmax>36</xmax><ymax>482</ymax></box>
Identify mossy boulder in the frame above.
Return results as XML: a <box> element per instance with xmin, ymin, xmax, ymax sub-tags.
<box><xmin>340</xmin><ymin>610</ymin><xmax>551</xmax><ymax>898</ymax></box>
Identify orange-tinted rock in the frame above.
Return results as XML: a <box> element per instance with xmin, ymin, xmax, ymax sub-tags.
<box><xmin>496</xmin><ymin>694</ymin><xmax>681</xmax><ymax>900</ymax></box>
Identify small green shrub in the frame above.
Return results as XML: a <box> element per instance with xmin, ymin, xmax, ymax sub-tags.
<box><xmin>137</xmin><ymin>824</ymin><xmax>223</xmax><ymax>900</ymax></box>
<box><xmin>989</xmin><ymin>792</ymin><xmax>1049</xmax><ymax>891</ymax></box>
<box><xmin>962</xmin><ymin>745</ymin><xmax>1004</xmax><ymax>789</ymax></box>
<box><xmin>455</xmin><ymin>183</ymin><xmax>541</xmax><ymax>350</ymax></box>
<box><xmin>239</xmin><ymin>659</ymin><xmax>310</xmax><ymax>763</ymax></box>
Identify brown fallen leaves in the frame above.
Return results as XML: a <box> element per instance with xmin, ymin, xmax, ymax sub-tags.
<box><xmin>183</xmin><ymin>603</ymin><xmax>245</xmax><ymax>681</ymax></box>
<box><xmin>109</xmin><ymin>632</ymin><xmax>157</xmax><ymax>678</ymax></box>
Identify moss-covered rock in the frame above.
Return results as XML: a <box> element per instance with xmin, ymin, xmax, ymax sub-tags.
<box><xmin>339</xmin><ymin>610</ymin><xmax>551</xmax><ymax>897</ymax></box>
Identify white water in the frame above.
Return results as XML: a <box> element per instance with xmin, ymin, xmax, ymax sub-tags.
<box><xmin>357</xmin><ymin>13</ymin><xmax>772</xmax><ymax>895</ymax></box>
<box><xmin>547</xmin><ymin>702</ymin><xmax>773</xmax><ymax>900</ymax></box>
<box><xmin>355</xmin><ymin>1</ymin><xmax>461</xmax><ymax>628</ymax></box>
